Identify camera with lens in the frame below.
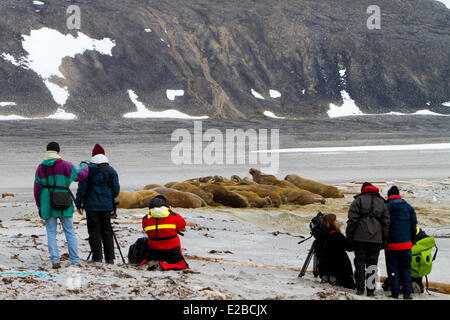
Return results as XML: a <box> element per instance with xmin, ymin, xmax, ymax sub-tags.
<box><xmin>309</xmin><ymin>211</ymin><xmax>324</xmax><ymax>239</ymax></box>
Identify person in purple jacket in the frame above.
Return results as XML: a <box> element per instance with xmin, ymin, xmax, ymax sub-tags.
<box><xmin>34</xmin><ymin>142</ymin><xmax>89</xmax><ymax>269</ymax></box>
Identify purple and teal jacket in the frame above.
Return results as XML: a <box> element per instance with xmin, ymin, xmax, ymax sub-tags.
<box><xmin>34</xmin><ymin>158</ymin><xmax>89</xmax><ymax>220</ymax></box>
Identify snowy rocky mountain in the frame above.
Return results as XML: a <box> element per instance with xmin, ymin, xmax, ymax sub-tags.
<box><xmin>0</xmin><ymin>0</ymin><xmax>449</xmax><ymax>120</ymax></box>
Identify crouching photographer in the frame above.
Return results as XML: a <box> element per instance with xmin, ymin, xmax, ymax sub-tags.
<box><xmin>315</xmin><ymin>214</ymin><xmax>356</xmax><ymax>289</ymax></box>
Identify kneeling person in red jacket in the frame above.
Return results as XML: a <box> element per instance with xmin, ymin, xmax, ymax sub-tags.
<box><xmin>142</xmin><ymin>195</ymin><xmax>189</xmax><ymax>271</ymax></box>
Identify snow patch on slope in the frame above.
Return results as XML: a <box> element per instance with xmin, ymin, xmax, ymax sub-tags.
<box><xmin>263</xmin><ymin>111</ymin><xmax>285</xmax><ymax>119</ymax></box>
<box><xmin>251</xmin><ymin>89</ymin><xmax>265</xmax><ymax>100</ymax></box>
<box><xmin>124</xmin><ymin>90</ymin><xmax>208</xmax><ymax>119</ymax></box>
<box><xmin>269</xmin><ymin>90</ymin><xmax>281</xmax><ymax>99</ymax></box>
<box><xmin>327</xmin><ymin>69</ymin><xmax>364</xmax><ymax>118</ymax></box>
<box><xmin>166</xmin><ymin>89</ymin><xmax>184</xmax><ymax>101</ymax></box>
<box><xmin>0</xmin><ymin>27</ymin><xmax>116</xmax><ymax>119</ymax></box>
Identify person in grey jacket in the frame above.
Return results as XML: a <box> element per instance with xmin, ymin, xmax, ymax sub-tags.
<box><xmin>346</xmin><ymin>182</ymin><xmax>390</xmax><ymax>296</ymax></box>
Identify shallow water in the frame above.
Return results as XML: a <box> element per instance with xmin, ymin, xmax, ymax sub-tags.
<box><xmin>0</xmin><ymin>116</ymin><xmax>449</xmax><ymax>192</ymax></box>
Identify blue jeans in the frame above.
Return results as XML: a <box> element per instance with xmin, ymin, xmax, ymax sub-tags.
<box><xmin>45</xmin><ymin>217</ymin><xmax>80</xmax><ymax>265</ymax></box>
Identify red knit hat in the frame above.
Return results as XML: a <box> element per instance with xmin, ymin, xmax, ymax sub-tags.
<box><xmin>92</xmin><ymin>144</ymin><xmax>105</xmax><ymax>156</ymax></box>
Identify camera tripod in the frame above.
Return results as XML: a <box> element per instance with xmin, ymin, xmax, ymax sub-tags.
<box><xmin>85</xmin><ymin>219</ymin><xmax>126</xmax><ymax>264</ymax></box>
<box><xmin>297</xmin><ymin>235</ymin><xmax>318</xmax><ymax>278</ymax></box>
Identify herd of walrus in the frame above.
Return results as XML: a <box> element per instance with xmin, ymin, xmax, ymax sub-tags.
<box><xmin>116</xmin><ymin>169</ymin><xmax>344</xmax><ymax>209</ymax></box>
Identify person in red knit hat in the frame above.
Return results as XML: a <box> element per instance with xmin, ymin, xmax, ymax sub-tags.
<box><xmin>92</xmin><ymin>144</ymin><xmax>105</xmax><ymax>157</ymax></box>
<box><xmin>76</xmin><ymin>144</ymin><xmax>120</xmax><ymax>264</ymax></box>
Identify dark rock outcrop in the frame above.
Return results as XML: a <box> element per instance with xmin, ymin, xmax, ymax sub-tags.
<box><xmin>0</xmin><ymin>0</ymin><xmax>448</xmax><ymax>119</ymax></box>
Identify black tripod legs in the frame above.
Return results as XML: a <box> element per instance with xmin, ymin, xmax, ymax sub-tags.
<box><xmin>298</xmin><ymin>240</ymin><xmax>317</xmax><ymax>278</ymax></box>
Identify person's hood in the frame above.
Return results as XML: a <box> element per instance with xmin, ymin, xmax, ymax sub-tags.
<box><xmin>354</xmin><ymin>185</ymin><xmax>384</xmax><ymax>200</ymax></box>
<box><xmin>43</xmin><ymin>151</ymin><xmax>61</xmax><ymax>166</ymax></box>
<box><xmin>149</xmin><ymin>206</ymin><xmax>171</xmax><ymax>218</ymax></box>
<box><xmin>90</xmin><ymin>154</ymin><xmax>109</xmax><ymax>164</ymax></box>
<box><xmin>386</xmin><ymin>197</ymin><xmax>407</xmax><ymax>210</ymax></box>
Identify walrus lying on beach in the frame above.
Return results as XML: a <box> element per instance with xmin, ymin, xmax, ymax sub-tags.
<box><xmin>149</xmin><ymin>187</ymin><xmax>207</xmax><ymax>207</ymax></box>
<box><xmin>116</xmin><ymin>191</ymin><xmax>145</xmax><ymax>209</ymax></box>
<box><xmin>285</xmin><ymin>174</ymin><xmax>344</xmax><ymax>198</ymax></box>
<box><xmin>200</xmin><ymin>184</ymin><xmax>249</xmax><ymax>208</ymax></box>
<box><xmin>233</xmin><ymin>190</ymin><xmax>273</xmax><ymax>208</ymax></box>
<box><xmin>225</xmin><ymin>185</ymin><xmax>282</xmax><ymax>207</ymax></box>
<box><xmin>170</xmin><ymin>182</ymin><xmax>215</xmax><ymax>205</ymax></box>
<box><xmin>249</xmin><ymin>168</ymin><xmax>298</xmax><ymax>189</ymax></box>
<box><xmin>143</xmin><ymin>184</ymin><xmax>164</xmax><ymax>190</ymax></box>
<box><xmin>155</xmin><ymin>191</ymin><xmax>203</xmax><ymax>208</ymax></box>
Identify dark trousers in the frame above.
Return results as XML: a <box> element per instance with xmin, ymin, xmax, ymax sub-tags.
<box><xmin>146</xmin><ymin>246</ymin><xmax>184</xmax><ymax>264</ymax></box>
<box><xmin>385</xmin><ymin>249</ymin><xmax>412</xmax><ymax>296</ymax></box>
<box><xmin>86</xmin><ymin>211</ymin><xmax>115</xmax><ymax>261</ymax></box>
<box><xmin>354</xmin><ymin>241</ymin><xmax>381</xmax><ymax>293</ymax></box>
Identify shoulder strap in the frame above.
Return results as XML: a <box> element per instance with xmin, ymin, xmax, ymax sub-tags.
<box><xmin>432</xmin><ymin>245</ymin><xmax>438</xmax><ymax>261</ymax></box>
<box><xmin>425</xmin><ymin>276</ymin><xmax>431</xmax><ymax>295</ymax></box>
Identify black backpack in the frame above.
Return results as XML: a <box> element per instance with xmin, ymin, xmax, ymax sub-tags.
<box><xmin>127</xmin><ymin>237</ymin><xmax>149</xmax><ymax>265</ymax></box>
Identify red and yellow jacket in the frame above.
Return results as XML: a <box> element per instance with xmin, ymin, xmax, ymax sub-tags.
<box><xmin>142</xmin><ymin>206</ymin><xmax>186</xmax><ymax>250</ymax></box>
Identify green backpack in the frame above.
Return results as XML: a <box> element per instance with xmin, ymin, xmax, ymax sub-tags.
<box><xmin>411</xmin><ymin>236</ymin><xmax>438</xmax><ymax>293</ymax></box>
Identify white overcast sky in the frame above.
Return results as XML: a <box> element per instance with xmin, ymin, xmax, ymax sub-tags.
<box><xmin>435</xmin><ymin>0</ymin><xmax>450</xmax><ymax>8</ymax></box>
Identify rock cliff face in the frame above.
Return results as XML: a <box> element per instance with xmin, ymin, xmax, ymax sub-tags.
<box><xmin>0</xmin><ymin>0</ymin><xmax>448</xmax><ymax>120</ymax></box>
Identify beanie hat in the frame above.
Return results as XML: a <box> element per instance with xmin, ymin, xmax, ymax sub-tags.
<box><xmin>149</xmin><ymin>195</ymin><xmax>169</xmax><ymax>208</ymax></box>
<box><xmin>361</xmin><ymin>182</ymin><xmax>373</xmax><ymax>192</ymax></box>
<box><xmin>388</xmin><ymin>186</ymin><xmax>400</xmax><ymax>197</ymax></box>
<box><xmin>46</xmin><ymin>142</ymin><xmax>60</xmax><ymax>153</ymax></box>
<box><xmin>92</xmin><ymin>144</ymin><xmax>105</xmax><ymax>157</ymax></box>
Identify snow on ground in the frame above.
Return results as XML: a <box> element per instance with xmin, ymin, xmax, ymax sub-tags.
<box><xmin>328</xmin><ymin>68</ymin><xmax>450</xmax><ymax>118</ymax></box>
<box><xmin>0</xmin><ymin>114</ymin><xmax>29</xmax><ymax>121</ymax></box>
<box><xmin>43</xmin><ymin>80</ymin><xmax>69</xmax><ymax>106</ymax></box>
<box><xmin>327</xmin><ymin>90</ymin><xmax>364</xmax><ymax>118</ymax></box>
<box><xmin>327</xmin><ymin>68</ymin><xmax>364</xmax><ymax>118</ymax></box>
<box><xmin>32</xmin><ymin>1</ymin><xmax>45</xmax><ymax>5</ymax></box>
<box><xmin>269</xmin><ymin>90</ymin><xmax>281</xmax><ymax>98</ymax></box>
<box><xmin>144</xmin><ymin>28</ymin><xmax>152</xmax><ymax>33</ymax></box>
<box><xmin>435</xmin><ymin>0</ymin><xmax>450</xmax><ymax>9</ymax></box>
<box><xmin>0</xmin><ymin>102</ymin><xmax>16</xmax><ymax>107</ymax></box>
<box><xmin>166</xmin><ymin>89</ymin><xmax>184</xmax><ymax>101</ymax></box>
<box><xmin>251</xmin><ymin>89</ymin><xmax>265</xmax><ymax>100</ymax></box>
<box><xmin>0</xmin><ymin>27</ymin><xmax>115</xmax><ymax>119</ymax></box>
<box><xmin>264</xmin><ymin>111</ymin><xmax>285</xmax><ymax>119</ymax></box>
<box><xmin>443</xmin><ymin>101</ymin><xmax>450</xmax><ymax>107</ymax></box>
<box><xmin>253</xmin><ymin>142</ymin><xmax>450</xmax><ymax>154</ymax></box>
<box><xmin>45</xmin><ymin>108</ymin><xmax>77</xmax><ymax>120</ymax></box>
<box><xmin>124</xmin><ymin>90</ymin><xmax>208</xmax><ymax>120</ymax></box>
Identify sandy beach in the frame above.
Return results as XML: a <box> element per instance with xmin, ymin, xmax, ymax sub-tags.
<box><xmin>0</xmin><ymin>178</ymin><xmax>448</xmax><ymax>300</ymax></box>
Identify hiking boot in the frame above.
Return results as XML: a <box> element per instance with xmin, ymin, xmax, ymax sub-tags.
<box><xmin>52</xmin><ymin>263</ymin><xmax>61</xmax><ymax>269</ymax></box>
<box><xmin>329</xmin><ymin>276</ymin><xmax>338</xmax><ymax>286</ymax></box>
<box><xmin>388</xmin><ymin>293</ymin><xmax>399</xmax><ymax>299</ymax></box>
<box><xmin>403</xmin><ymin>294</ymin><xmax>413</xmax><ymax>300</ymax></box>
<box><xmin>320</xmin><ymin>275</ymin><xmax>329</xmax><ymax>284</ymax></box>
<box><xmin>105</xmin><ymin>260</ymin><xmax>114</xmax><ymax>265</ymax></box>
<box><xmin>367</xmin><ymin>291</ymin><xmax>376</xmax><ymax>297</ymax></box>
<box><xmin>356</xmin><ymin>289</ymin><xmax>364</xmax><ymax>295</ymax></box>
<box><xmin>146</xmin><ymin>261</ymin><xmax>162</xmax><ymax>271</ymax></box>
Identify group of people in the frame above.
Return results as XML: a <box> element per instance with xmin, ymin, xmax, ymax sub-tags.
<box><xmin>34</xmin><ymin>142</ymin><xmax>428</xmax><ymax>298</ymax></box>
<box><xmin>316</xmin><ymin>182</ymin><xmax>418</xmax><ymax>299</ymax></box>
<box><xmin>34</xmin><ymin>142</ymin><xmax>188</xmax><ymax>271</ymax></box>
